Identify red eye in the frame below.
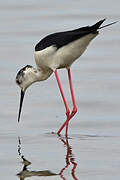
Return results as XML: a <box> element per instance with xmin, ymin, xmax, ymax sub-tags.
<box><xmin>16</xmin><ymin>79</ymin><xmax>20</xmax><ymax>84</ymax></box>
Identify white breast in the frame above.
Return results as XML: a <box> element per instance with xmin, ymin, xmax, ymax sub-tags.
<box><xmin>34</xmin><ymin>33</ymin><xmax>98</xmax><ymax>71</ymax></box>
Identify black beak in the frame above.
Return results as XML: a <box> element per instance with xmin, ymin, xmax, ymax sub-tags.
<box><xmin>18</xmin><ymin>90</ymin><xmax>25</xmax><ymax>123</ymax></box>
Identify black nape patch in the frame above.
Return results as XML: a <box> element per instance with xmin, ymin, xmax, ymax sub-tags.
<box><xmin>23</xmin><ymin>65</ymin><xmax>33</xmax><ymax>70</ymax></box>
<box><xmin>17</xmin><ymin>65</ymin><xmax>32</xmax><ymax>75</ymax></box>
<box><xmin>16</xmin><ymin>65</ymin><xmax>32</xmax><ymax>83</ymax></box>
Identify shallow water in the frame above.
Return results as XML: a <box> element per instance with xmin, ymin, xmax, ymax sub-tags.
<box><xmin>0</xmin><ymin>0</ymin><xmax>120</xmax><ymax>180</ymax></box>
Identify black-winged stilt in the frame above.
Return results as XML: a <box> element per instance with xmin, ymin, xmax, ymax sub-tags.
<box><xmin>16</xmin><ymin>19</ymin><xmax>116</xmax><ymax>136</ymax></box>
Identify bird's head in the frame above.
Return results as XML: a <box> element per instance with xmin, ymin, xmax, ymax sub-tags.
<box><xmin>16</xmin><ymin>65</ymin><xmax>40</xmax><ymax>91</ymax></box>
<box><xmin>16</xmin><ymin>65</ymin><xmax>40</xmax><ymax>122</ymax></box>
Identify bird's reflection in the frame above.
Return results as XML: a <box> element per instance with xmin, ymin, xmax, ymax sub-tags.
<box><xmin>58</xmin><ymin>135</ymin><xmax>79</xmax><ymax>180</ymax></box>
<box><xmin>17</xmin><ymin>137</ymin><xmax>58</xmax><ymax>180</ymax></box>
<box><xmin>17</xmin><ymin>135</ymin><xmax>78</xmax><ymax>180</ymax></box>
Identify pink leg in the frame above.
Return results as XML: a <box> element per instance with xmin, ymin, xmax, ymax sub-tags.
<box><xmin>54</xmin><ymin>70</ymin><xmax>70</xmax><ymax>136</ymax></box>
<box><xmin>57</xmin><ymin>68</ymin><xmax>77</xmax><ymax>135</ymax></box>
<box><xmin>68</xmin><ymin>68</ymin><xmax>77</xmax><ymax>119</ymax></box>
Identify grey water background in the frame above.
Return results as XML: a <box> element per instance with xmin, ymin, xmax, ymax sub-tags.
<box><xmin>0</xmin><ymin>0</ymin><xmax>120</xmax><ymax>179</ymax></box>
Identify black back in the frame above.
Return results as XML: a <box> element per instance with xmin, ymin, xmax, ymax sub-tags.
<box><xmin>35</xmin><ymin>19</ymin><xmax>105</xmax><ymax>51</ymax></box>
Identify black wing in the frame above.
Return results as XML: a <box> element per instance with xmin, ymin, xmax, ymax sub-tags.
<box><xmin>35</xmin><ymin>19</ymin><xmax>105</xmax><ymax>51</ymax></box>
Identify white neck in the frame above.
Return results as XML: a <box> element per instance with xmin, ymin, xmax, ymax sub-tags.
<box><xmin>18</xmin><ymin>67</ymin><xmax>53</xmax><ymax>92</ymax></box>
<box><xmin>35</xmin><ymin>68</ymin><xmax>53</xmax><ymax>81</ymax></box>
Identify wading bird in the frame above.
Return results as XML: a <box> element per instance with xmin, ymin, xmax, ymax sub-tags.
<box><xmin>16</xmin><ymin>19</ymin><xmax>116</xmax><ymax>136</ymax></box>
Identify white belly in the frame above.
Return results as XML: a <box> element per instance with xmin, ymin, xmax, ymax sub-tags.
<box><xmin>34</xmin><ymin>33</ymin><xmax>98</xmax><ymax>71</ymax></box>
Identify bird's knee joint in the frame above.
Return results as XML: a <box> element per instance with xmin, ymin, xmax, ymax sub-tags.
<box><xmin>73</xmin><ymin>107</ymin><xmax>77</xmax><ymax>114</ymax></box>
<box><xmin>66</xmin><ymin>110</ymin><xmax>70</xmax><ymax>117</ymax></box>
